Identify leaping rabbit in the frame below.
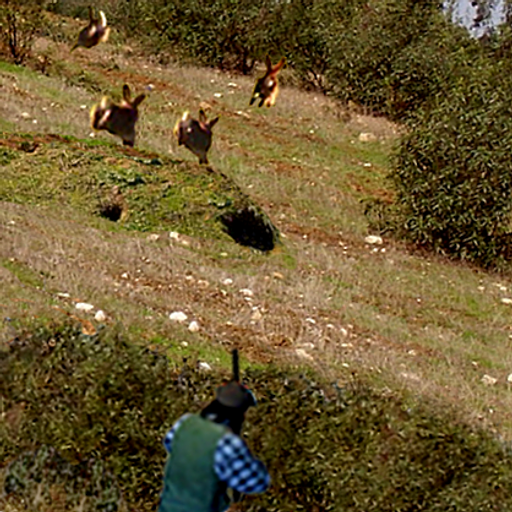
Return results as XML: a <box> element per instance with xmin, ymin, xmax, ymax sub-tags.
<box><xmin>250</xmin><ymin>56</ymin><xmax>286</xmax><ymax>108</ymax></box>
<box><xmin>90</xmin><ymin>84</ymin><xmax>146</xmax><ymax>147</ymax></box>
<box><xmin>71</xmin><ymin>6</ymin><xmax>110</xmax><ymax>51</ymax></box>
<box><xmin>173</xmin><ymin>109</ymin><xmax>219</xmax><ymax>164</ymax></box>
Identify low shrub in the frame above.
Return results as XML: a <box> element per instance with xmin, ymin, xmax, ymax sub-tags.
<box><xmin>2</xmin><ymin>324</ymin><xmax>512</xmax><ymax>511</ymax></box>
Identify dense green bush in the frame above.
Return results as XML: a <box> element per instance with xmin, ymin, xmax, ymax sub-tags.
<box><xmin>268</xmin><ymin>0</ymin><xmax>359</xmax><ymax>93</ymax></box>
<box><xmin>149</xmin><ymin>0</ymin><xmax>277</xmax><ymax>73</ymax></box>
<box><xmin>2</xmin><ymin>324</ymin><xmax>512</xmax><ymax>511</ymax></box>
<box><xmin>388</xmin><ymin>63</ymin><xmax>512</xmax><ymax>267</ymax></box>
<box><xmin>317</xmin><ymin>0</ymin><xmax>481</xmax><ymax>119</ymax></box>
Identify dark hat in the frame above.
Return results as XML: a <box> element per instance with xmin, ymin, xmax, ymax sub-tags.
<box><xmin>216</xmin><ymin>381</ymin><xmax>256</xmax><ymax>409</ymax></box>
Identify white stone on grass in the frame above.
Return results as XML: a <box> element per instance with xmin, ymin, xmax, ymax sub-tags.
<box><xmin>295</xmin><ymin>348</ymin><xmax>314</xmax><ymax>361</ymax></box>
<box><xmin>75</xmin><ymin>302</ymin><xmax>94</xmax><ymax>312</ymax></box>
<box><xmin>239</xmin><ymin>288</ymin><xmax>254</xmax><ymax>297</ymax></box>
<box><xmin>169</xmin><ymin>311</ymin><xmax>188</xmax><ymax>323</ymax></box>
<box><xmin>199</xmin><ymin>361</ymin><xmax>212</xmax><ymax>371</ymax></box>
<box><xmin>365</xmin><ymin>235</ymin><xmax>383</xmax><ymax>245</ymax></box>
<box><xmin>501</xmin><ymin>298</ymin><xmax>512</xmax><ymax>305</ymax></box>
<box><xmin>481</xmin><ymin>374</ymin><xmax>498</xmax><ymax>386</ymax></box>
<box><xmin>358</xmin><ymin>132</ymin><xmax>377</xmax><ymax>142</ymax></box>
<box><xmin>95</xmin><ymin>310</ymin><xmax>107</xmax><ymax>322</ymax></box>
<box><xmin>188</xmin><ymin>320</ymin><xmax>200</xmax><ymax>332</ymax></box>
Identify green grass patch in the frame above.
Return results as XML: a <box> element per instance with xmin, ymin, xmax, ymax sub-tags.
<box><xmin>0</xmin><ymin>61</ymin><xmax>32</xmax><ymax>75</ymax></box>
<box><xmin>0</xmin><ymin>134</ymin><xmax>278</xmax><ymax>248</ymax></box>
<box><xmin>1</xmin><ymin>258</ymin><xmax>46</xmax><ymax>288</ymax></box>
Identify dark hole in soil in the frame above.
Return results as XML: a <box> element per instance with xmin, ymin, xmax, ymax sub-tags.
<box><xmin>99</xmin><ymin>202</ymin><xmax>123</xmax><ymax>222</ymax></box>
<box><xmin>219</xmin><ymin>205</ymin><xmax>279</xmax><ymax>252</ymax></box>
<box><xmin>18</xmin><ymin>141</ymin><xmax>39</xmax><ymax>153</ymax></box>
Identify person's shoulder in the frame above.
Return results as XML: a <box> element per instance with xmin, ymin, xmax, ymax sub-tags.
<box><xmin>163</xmin><ymin>413</ymin><xmax>193</xmax><ymax>449</ymax></box>
<box><xmin>174</xmin><ymin>413</ymin><xmax>193</xmax><ymax>427</ymax></box>
<box><xmin>216</xmin><ymin>431</ymin><xmax>247</xmax><ymax>454</ymax></box>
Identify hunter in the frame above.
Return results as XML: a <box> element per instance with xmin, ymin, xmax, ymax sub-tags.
<box><xmin>158</xmin><ymin>381</ymin><xmax>270</xmax><ymax>512</ymax></box>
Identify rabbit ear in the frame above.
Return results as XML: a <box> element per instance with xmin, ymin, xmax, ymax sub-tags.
<box><xmin>132</xmin><ymin>94</ymin><xmax>146</xmax><ymax>108</ymax></box>
<box><xmin>88</xmin><ymin>5</ymin><xmax>94</xmax><ymax>22</ymax></box>
<box><xmin>198</xmin><ymin>109</ymin><xmax>207</xmax><ymax>123</ymax></box>
<box><xmin>272</xmin><ymin>57</ymin><xmax>286</xmax><ymax>75</ymax></box>
<box><xmin>99</xmin><ymin>10</ymin><xmax>107</xmax><ymax>28</ymax></box>
<box><xmin>265</xmin><ymin>55</ymin><xmax>272</xmax><ymax>73</ymax></box>
<box><xmin>123</xmin><ymin>84</ymin><xmax>131</xmax><ymax>102</ymax></box>
<box><xmin>208</xmin><ymin>117</ymin><xmax>219</xmax><ymax>129</ymax></box>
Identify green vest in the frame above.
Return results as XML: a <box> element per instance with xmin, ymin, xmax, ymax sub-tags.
<box><xmin>158</xmin><ymin>415</ymin><xmax>230</xmax><ymax>512</ymax></box>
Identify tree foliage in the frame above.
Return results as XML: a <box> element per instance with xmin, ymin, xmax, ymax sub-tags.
<box><xmin>388</xmin><ymin>58</ymin><xmax>512</xmax><ymax>267</ymax></box>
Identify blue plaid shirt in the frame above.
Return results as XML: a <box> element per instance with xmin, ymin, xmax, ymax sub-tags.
<box><xmin>163</xmin><ymin>414</ymin><xmax>270</xmax><ymax>494</ymax></box>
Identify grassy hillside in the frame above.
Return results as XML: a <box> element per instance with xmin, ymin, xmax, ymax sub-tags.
<box><xmin>1</xmin><ymin>20</ymin><xmax>512</xmax><ymax>511</ymax></box>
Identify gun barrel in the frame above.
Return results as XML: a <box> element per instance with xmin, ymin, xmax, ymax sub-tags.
<box><xmin>232</xmin><ymin>349</ymin><xmax>239</xmax><ymax>382</ymax></box>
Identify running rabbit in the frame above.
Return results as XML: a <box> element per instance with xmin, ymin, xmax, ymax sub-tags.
<box><xmin>71</xmin><ymin>6</ymin><xmax>110</xmax><ymax>51</ymax></box>
<box><xmin>173</xmin><ymin>109</ymin><xmax>219</xmax><ymax>164</ymax></box>
<box><xmin>90</xmin><ymin>84</ymin><xmax>146</xmax><ymax>147</ymax></box>
<box><xmin>250</xmin><ymin>56</ymin><xmax>286</xmax><ymax>108</ymax></box>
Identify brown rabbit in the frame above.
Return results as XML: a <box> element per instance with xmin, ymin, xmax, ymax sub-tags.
<box><xmin>90</xmin><ymin>84</ymin><xmax>146</xmax><ymax>147</ymax></box>
<box><xmin>71</xmin><ymin>6</ymin><xmax>110</xmax><ymax>51</ymax></box>
<box><xmin>173</xmin><ymin>109</ymin><xmax>219</xmax><ymax>164</ymax></box>
<box><xmin>250</xmin><ymin>56</ymin><xmax>286</xmax><ymax>108</ymax></box>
